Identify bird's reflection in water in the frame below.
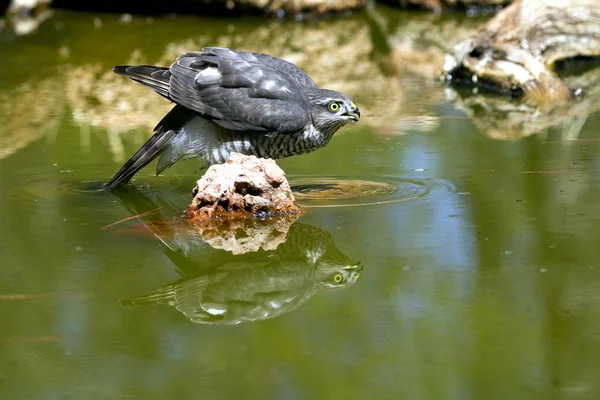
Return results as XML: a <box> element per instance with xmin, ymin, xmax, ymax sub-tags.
<box><xmin>111</xmin><ymin>186</ymin><xmax>362</xmax><ymax>325</ymax></box>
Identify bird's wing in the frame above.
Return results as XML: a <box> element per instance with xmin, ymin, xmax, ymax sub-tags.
<box><xmin>168</xmin><ymin>48</ymin><xmax>312</xmax><ymax>134</ymax></box>
<box><xmin>250</xmin><ymin>51</ymin><xmax>318</xmax><ymax>90</ymax></box>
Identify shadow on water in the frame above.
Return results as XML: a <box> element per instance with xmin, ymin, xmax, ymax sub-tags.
<box><xmin>109</xmin><ymin>186</ymin><xmax>363</xmax><ymax>325</ymax></box>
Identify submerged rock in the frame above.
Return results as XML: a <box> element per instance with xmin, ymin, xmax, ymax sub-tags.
<box><xmin>187</xmin><ymin>153</ymin><xmax>302</xmax><ymax>223</ymax></box>
<box><xmin>443</xmin><ymin>0</ymin><xmax>600</xmax><ymax>104</ymax></box>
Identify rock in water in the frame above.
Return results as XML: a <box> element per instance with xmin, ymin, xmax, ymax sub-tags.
<box><xmin>187</xmin><ymin>153</ymin><xmax>302</xmax><ymax>223</ymax></box>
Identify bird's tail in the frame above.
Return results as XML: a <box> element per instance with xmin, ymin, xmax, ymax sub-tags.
<box><xmin>113</xmin><ymin>65</ymin><xmax>171</xmax><ymax>99</ymax></box>
<box><xmin>105</xmin><ymin>105</ymin><xmax>194</xmax><ymax>190</ymax></box>
<box><xmin>120</xmin><ymin>285</ymin><xmax>176</xmax><ymax>306</ymax></box>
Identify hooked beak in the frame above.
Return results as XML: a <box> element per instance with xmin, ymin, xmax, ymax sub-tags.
<box><xmin>345</xmin><ymin>107</ymin><xmax>361</xmax><ymax>122</ymax></box>
<box><xmin>345</xmin><ymin>262</ymin><xmax>363</xmax><ymax>283</ymax></box>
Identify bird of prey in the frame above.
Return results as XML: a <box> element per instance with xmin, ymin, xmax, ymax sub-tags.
<box><xmin>105</xmin><ymin>47</ymin><xmax>361</xmax><ymax>189</ymax></box>
<box><xmin>121</xmin><ymin>223</ymin><xmax>362</xmax><ymax>325</ymax></box>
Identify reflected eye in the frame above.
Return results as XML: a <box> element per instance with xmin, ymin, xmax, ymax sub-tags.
<box><xmin>328</xmin><ymin>102</ymin><xmax>341</xmax><ymax>112</ymax></box>
<box><xmin>331</xmin><ymin>273</ymin><xmax>345</xmax><ymax>284</ymax></box>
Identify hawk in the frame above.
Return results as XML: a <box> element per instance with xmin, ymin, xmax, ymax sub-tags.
<box><xmin>105</xmin><ymin>47</ymin><xmax>361</xmax><ymax>189</ymax></box>
<box><xmin>121</xmin><ymin>223</ymin><xmax>362</xmax><ymax>325</ymax></box>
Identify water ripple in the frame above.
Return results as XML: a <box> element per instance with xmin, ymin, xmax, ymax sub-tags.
<box><xmin>10</xmin><ymin>167</ymin><xmax>191</xmax><ymax>204</ymax></box>
<box><xmin>12</xmin><ymin>169</ymin><xmax>456</xmax><ymax>212</ymax></box>
<box><xmin>288</xmin><ymin>175</ymin><xmax>455</xmax><ymax>208</ymax></box>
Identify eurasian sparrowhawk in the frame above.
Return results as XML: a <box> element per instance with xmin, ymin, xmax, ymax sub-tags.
<box><xmin>121</xmin><ymin>223</ymin><xmax>362</xmax><ymax>325</ymax></box>
<box><xmin>106</xmin><ymin>47</ymin><xmax>361</xmax><ymax>189</ymax></box>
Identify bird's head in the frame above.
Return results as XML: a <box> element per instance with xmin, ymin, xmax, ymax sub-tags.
<box><xmin>316</xmin><ymin>262</ymin><xmax>363</xmax><ymax>289</ymax></box>
<box><xmin>309</xmin><ymin>89</ymin><xmax>360</xmax><ymax>134</ymax></box>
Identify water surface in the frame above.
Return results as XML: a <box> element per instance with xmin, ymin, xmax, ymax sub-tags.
<box><xmin>1</xmin><ymin>8</ymin><xmax>600</xmax><ymax>399</ymax></box>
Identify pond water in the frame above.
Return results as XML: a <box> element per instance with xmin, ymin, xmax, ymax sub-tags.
<box><xmin>2</xmin><ymin>7</ymin><xmax>600</xmax><ymax>399</ymax></box>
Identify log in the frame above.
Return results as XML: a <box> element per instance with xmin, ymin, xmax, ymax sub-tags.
<box><xmin>443</xmin><ymin>0</ymin><xmax>600</xmax><ymax>104</ymax></box>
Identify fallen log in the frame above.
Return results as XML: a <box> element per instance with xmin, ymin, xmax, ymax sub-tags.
<box><xmin>443</xmin><ymin>0</ymin><xmax>600</xmax><ymax>104</ymax></box>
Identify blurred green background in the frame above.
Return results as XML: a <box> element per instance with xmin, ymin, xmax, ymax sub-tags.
<box><xmin>1</xmin><ymin>4</ymin><xmax>600</xmax><ymax>400</ymax></box>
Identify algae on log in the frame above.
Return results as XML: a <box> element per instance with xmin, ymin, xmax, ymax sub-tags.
<box><xmin>443</xmin><ymin>0</ymin><xmax>600</xmax><ymax>103</ymax></box>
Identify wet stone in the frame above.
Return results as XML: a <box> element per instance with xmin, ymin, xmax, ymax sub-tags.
<box><xmin>187</xmin><ymin>153</ymin><xmax>303</xmax><ymax>223</ymax></box>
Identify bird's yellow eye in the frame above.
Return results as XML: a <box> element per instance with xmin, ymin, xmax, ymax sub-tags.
<box><xmin>332</xmin><ymin>273</ymin><xmax>345</xmax><ymax>284</ymax></box>
<box><xmin>328</xmin><ymin>102</ymin><xmax>341</xmax><ymax>112</ymax></box>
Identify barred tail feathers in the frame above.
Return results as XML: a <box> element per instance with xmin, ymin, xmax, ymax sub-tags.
<box><xmin>113</xmin><ymin>65</ymin><xmax>171</xmax><ymax>99</ymax></box>
<box><xmin>120</xmin><ymin>285</ymin><xmax>176</xmax><ymax>306</ymax></box>
<box><xmin>105</xmin><ymin>105</ymin><xmax>195</xmax><ymax>189</ymax></box>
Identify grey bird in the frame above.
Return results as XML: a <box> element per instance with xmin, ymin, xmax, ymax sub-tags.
<box><xmin>121</xmin><ymin>223</ymin><xmax>362</xmax><ymax>325</ymax></box>
<box><xmin>105</xmin><ymin>47</ymin><xmax>361</xmax><ymax>189</ymax></box>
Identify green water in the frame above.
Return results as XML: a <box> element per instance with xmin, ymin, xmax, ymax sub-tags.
<box><xmin>2</xmin><ymin>8</ymin><xmax>600</xmax><ymax>400</ymax></box>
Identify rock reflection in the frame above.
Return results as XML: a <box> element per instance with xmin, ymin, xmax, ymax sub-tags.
<box><xmin>111</xmin><ymin>187</ymin><xmax>362</xmax><ymax>325</ymax></box>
